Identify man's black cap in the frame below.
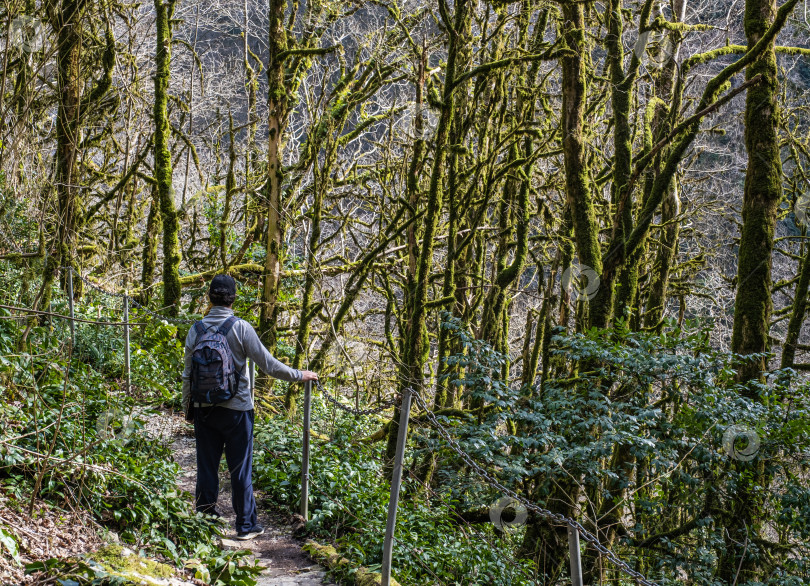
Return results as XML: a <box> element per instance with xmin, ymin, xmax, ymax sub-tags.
<box><xmin>209</xmin><ymin>274</ymin><xmax>236</xmax><ymax>296</ymax></box>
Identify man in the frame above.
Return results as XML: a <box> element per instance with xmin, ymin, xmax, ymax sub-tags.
<box><xmin>182</xmin><ymin>274</ymin><xmax>318</xmax><ymax>540</ymax></box>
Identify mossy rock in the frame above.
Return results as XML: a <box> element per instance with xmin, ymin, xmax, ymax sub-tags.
<box><xmin>303</xmin><ymin>540</ymin><xmax>401</xmax><ymax>586</ymax></box>
<box><xmin>85</xmin><ymin>545</ymin><xmax>190</xmax><ymax>585</ymax></box>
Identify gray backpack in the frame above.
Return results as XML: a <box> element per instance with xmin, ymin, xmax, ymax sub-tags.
<box><xmin>190</xmin><ymin>316</ymin><xmax>241</xmax><ymax>405</ymax></box>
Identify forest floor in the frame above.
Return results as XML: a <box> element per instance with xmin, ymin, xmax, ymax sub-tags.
<box><xmin>150</xmin><ymin>412</ymin><xmax>337</xmax><ymax>586</ymax></box>
<box><xmin>0</xmin><ymin>496</ymin><xmax>103</xmax><ymax>584</ymax></box>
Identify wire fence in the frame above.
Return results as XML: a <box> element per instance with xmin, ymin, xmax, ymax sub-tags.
<box><xmin>315</xmin><ymin>378</ymin><xmax>396</xmax><ymax>416</ymax></box>
<box><xmin>65</xmin><ymin>266</ymin><xmax>198</xmax><ymax>325</ymax></box>
<box><xmin>5</xmin><ymin>265</ymin><xmax>661</xmax><ymax>586</ymax></box>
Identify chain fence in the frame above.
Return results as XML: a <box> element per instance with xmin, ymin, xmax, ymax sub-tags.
<box><xmin>62</xmin><ymin>266</ymin><xmax>197</xmax><ymax>324</ymax></box>
<box><xmin>66</xmin><ymin>267</ymin><xmax>127</xmax><ymax>299</ymax></box>
<box><xmin>409</xmin><ymin>388</ymin><xmax>659</xmax><ymax>586</ymax></box>
<box><xmin>128</xmin><ymin>296</ymin><xmax>196</xmax><ymax>325</ymax></box>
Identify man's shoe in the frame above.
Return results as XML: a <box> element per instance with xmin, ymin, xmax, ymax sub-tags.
<box><xmin>235</xmin><ymin>525</ymin><xmax>265</xmax><ymax>541</ymax></box>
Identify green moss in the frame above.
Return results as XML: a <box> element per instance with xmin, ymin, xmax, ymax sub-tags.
<box><xmin>86</xmin><ymin>545</ymin><xmax>179</xmax><ymax>585</ymax></box>
<box><xmin>647</xmin><ymin>15</ymin><xmax>714</xmax><ymax>32</ymax></box>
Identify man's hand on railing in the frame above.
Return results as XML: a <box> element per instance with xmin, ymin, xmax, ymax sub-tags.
<box><xmin>301</xmin><ymin>370</ymin><xmax>319</xmax><ymax>382</ymax></box>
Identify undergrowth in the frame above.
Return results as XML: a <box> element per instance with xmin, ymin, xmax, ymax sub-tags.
<box><xmin>253</xmin><ymin>397</ymin><xmax>536</xmax><ymax>585</ymax></box>
<box><xmin>0</xmin><ymin>265</ymin><xmax>258</xmax><ymax>585</ymax></box>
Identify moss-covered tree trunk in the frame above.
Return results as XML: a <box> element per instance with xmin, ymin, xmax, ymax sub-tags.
<box><xmin>288</xmin><ymin>147</ymin><xmax>331</xmax><ymax>409</ymax></box>
<box><xmin>242</xmin><ymin>0</ymin><xmax>260</xmax><ymax>259</ymax></box>
<box><xmin>290</xmin><ymin>185</ymin><xmax>322</xmax><ymax>375</ymax></box>
<box><xmin>644</xmin><ymin>183</ymin><xmax>680</xmax><ymax>330</ymax></box>
<box><xmin>39</xmin><ymin>0</ymin><xmax>86</xmax><ymax>311</ymax></box>
<box><xmin>591</xmin><ymin>0</ymin><xmax>649</xmax><ymax>330</ymax></box>
<box><xmin>559</xmin><ymin>1</ymin><xmax>601</xmax><ymax>332</ymax></box>
<box><xmin>519</xmin><ymin>5</ymin><xmax>588</xmax><ymax>575</ymax></box>
<box><xmin>290</xmin><ymin>83</ymin><xmax>356</xmax><ymax>385</ymax></box>
<box><xmin>480</xmin><ymin>1</ymin><xmax>541</xmax><ymax>355</ymax></box>
<box><xmin>584</xmin><ymin>1</ymin><xmax>652</xmax><ymax>579</ymax></box>
<box><xmin>154</xmin><ymin>0</ymin><xmax>181</xmax><ymax>316</ymax></box>
<box><xmin>730</xmin><ymin>0</ymin><xmax>782</xmax><ymax>385</ymax></box>
<box><xmin>258</xmin><ymin>0</ymin><xmax>287</xmax><ymax>352</ymax></box>
<box><xmin>220</xmin><ymin>112</ymin><xmax>237</xmax><ymax>270</ymax></box>
<box><xmin>642</xmin><ymin>0</ymin><xmax>687</xmax><ymax>332</ymax></box>
<box><xmin>722</xmin><ymin>0</ymin><xmax>783</xmax><ymax>579</ymax></box>
<box><xmin>400</xmin><ymin>52</ymin><xmax>428</xmax><ymax>411</ymax></box>
<box><xmin>582</xmin><ymin>0</ymin><xmax>633</xmax><ymax>575</ymax></box>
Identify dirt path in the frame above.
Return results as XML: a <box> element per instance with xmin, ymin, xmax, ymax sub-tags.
<box><xmin>147</xmin><ymin>411</ymin><xmax>336</xmax><ymax>586</ymax></box>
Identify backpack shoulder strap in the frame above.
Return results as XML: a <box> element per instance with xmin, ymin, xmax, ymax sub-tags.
<box><xmin>193</xmin><ymin>320</ymin><xmax>207</xmax><ymax>337</ymax></box>
<box><xmin>218</xmin><ymin>316</ymin><xmax>239</xmax><ymax>337</ymax></box>
<box><xmin>218</xmin><ymin>316</ymin><xmax>245</xmax><ymax>379</ymax></box>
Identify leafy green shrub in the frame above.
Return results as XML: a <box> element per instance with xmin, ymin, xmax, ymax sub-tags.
<box><xmin>0</xmin><ymin>526</ymin><xmax>20</xmax><ymax>564</ymax></box>
<box><xmin>429</xmin><ymin>316</ymin><xmax>810</xmax><ymax>585</ymax></box>
<box><xmin>184</xmin><ymin>545</ymin><xmax>263</xmax><ymax>586</ymax></box>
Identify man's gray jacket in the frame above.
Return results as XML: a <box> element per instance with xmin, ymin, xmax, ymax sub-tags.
<box><xmin>181</xmin><ymin>306</ymin><xmax>302</xmax><ymax>412</ymax></box>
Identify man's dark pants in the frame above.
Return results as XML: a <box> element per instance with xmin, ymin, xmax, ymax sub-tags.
<box><xmin>193</xmin><ymin>406</ymin><xmax>257</xmax><ymax>533</ymax></box>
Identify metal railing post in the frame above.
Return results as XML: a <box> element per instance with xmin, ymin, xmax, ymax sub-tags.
<box><xmin>568</xmin><ymin>526</ymin><xmax>584</xmax><ymax>586</ymax></box>
<box><xmin>381</xmin><ymin>387</ymin><xmax>413</xmax><ymax>586</ymax></box>
<box><xmin>301</xmin><ymin>379</ymin><xmax>312</xmax><ymax>520</ymax></box>
<box><xmin>123</xmin><ymin>292</ymin><xmax>131</xmax><ymax>391</ymax></box>
<box><xmin>66</xmin><ymin>267</ymin><xmax>75</xmax><ymax>346</ymax></box>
